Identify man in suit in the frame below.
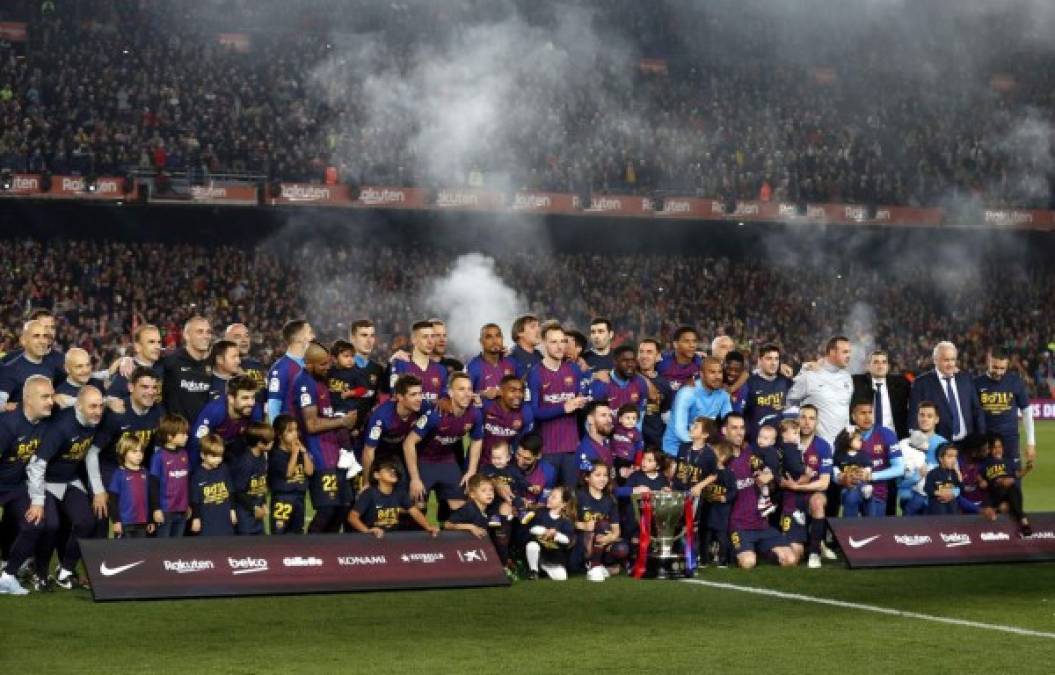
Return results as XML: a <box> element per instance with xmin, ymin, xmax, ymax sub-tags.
<box><xmin>853</xmin><ymin>350</ymin><xmax>910</xmax><ymax>439</ymax></box>
<box><xmin>909</xmin><ymin>341</ymin><xmax>985</xmax><ymax>442</ymax></box>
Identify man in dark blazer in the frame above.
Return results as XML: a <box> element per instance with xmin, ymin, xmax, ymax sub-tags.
<box><xmin>853</xmin><ymin>349</ymin><xmax>911</xmax><ymax>439</ymax></box>
<box><xmin>909</xmin><ymin>341</ymin><xmax>985</xmax><ymax>441</ymax></box>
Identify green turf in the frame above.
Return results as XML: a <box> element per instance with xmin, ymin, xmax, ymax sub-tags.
<box><xmin>3</xmin><ymin>423</ymin><xmax>1055</xmax><ymax>673</ymax></box>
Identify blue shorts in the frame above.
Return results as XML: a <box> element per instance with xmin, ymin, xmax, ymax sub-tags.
<box><xmin>778</xmin><ymin>513</ymin><xmax>807</xmax><ymax>545</ymax></box>
<box><xmin>730</xmin><ymin>527</ymin><xmax>786</xmax><ymax>557</ymax></box>
<box><xmin>310</xmin><ymin>469</ymin><xmax>350</xmax><ymax>509</ymax></box>
<box><xmin>419</xmin><ymin>461</ymin><xmax>465</xmax><ymax>502</ymax></box>
<box><xmin>270</xmin><ymin>492</ymin><xmax>305</xmax><ymax>535</ymax></box>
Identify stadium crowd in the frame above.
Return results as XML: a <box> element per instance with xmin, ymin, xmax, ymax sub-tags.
<box><xmin>1</xmin><ymin>1</ymin><xmax>1054</xmax><ymax>208</ymax></box>
<box><xmin>0</xmin><ymin>268</ymin><xmax>1045</xmax><ymax>592</ymax></box>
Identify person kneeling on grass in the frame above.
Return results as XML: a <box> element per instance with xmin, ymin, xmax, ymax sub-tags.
<box><xmin>444</xmin><ymin>474</ymin><xmax>512</xmax><ymax>568</ymax></box>
<box><xmin>348</xmin><ymin>460</ymin><xmax>437</xmax><ymax>538</ymax></box>
<box><xmin>924</xmin><ymin>443</ymin><xmax>962</xmax><ymax>516</ymax></box>
<box><xmin>525</xmin><ymin>485</ymin><xmax>576</xmax><ymax>581</ymax></box>
<box><xmin>978</xmin><ymin>434</ymin><xmax>1033</xmax><ymax>536</ymax></box>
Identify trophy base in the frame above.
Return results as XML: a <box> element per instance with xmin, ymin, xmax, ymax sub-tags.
<box><xmin>645</xmin><ymin>555</ymin><xmax>686</xmax><ymax>580</ymax></box>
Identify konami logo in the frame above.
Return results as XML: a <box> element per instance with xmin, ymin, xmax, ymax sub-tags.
<box><xmin>337</xmin><ymin>555</ymin><xmax>387</xmax><ymax>566</ymax></box>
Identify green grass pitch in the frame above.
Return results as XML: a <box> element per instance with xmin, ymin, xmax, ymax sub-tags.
<box><xmin>4</xmin><ymin>423</ymin><xmax>1055</xmax><ymax>673</ymax></box>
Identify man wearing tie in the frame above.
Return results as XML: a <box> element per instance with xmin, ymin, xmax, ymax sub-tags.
<box><xmin>909</xmin><ymin>341</ymin><xmax>985</xmax><ymax>441</ymax></box>
<box><xmin>853</xmin><ymin>350</ymin><xmax>910</xmax><ymax>439</ymax></box>
<box><xmin>853</xmin><ymin>350</ymin><xmax>911</xmax><ymax>516</ymax></box>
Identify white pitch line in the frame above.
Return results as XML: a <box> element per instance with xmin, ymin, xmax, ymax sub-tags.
<box><xmin>683</xmin><ymin>578</ymin><xmax>1055</xmax><ymax>640</ymax></box>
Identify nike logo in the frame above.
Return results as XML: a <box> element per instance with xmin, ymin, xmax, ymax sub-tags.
<box><xmin>848</xmin><ymin>535</ymin><xmax>880</xmax><ymax>549</ymax></box>
<box><xmin>99</xmin><ymin>560</ymin><xmax>145</xmax><ymax>576</ymax></box>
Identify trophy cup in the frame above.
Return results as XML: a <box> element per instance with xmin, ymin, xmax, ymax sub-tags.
<box><xmin>633</xmin><ymin>491</ymin><xmax>687</xmax><ymax>579</ymax></box>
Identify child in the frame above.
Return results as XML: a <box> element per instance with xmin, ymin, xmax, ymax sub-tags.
<box><xmin>108</xmin><ymin>437</ymin><xmax>154</xmax><ymax>538</ymax></box>
<box><xmin>525</xmin><ymin>485</ymin><xmax>576</xmax><ymax>581</ymax></box>
<box><xmin>348</xmin><ymin>460</ymin><xmax>438</xmax><ymax>537</ymax></box>
<box><xmin>149</xmin><ymin>413</ymin><xmax>191</xmax><ymax>538</ymax></box>
<box><xmin>575</xmin><ymin>463</ymin><xmax>629</xmax><ymax>581</ymax></box>
<box><xmin>190</xmin><ymin>434</ymin><xmax>237</xmax><ymax>536</ymax></box>
<box><xmin>268</xmin><ymin>414</ymin><xmax>314</xmax><ymax>535</ymax></box>
<box><xmin>328</xmin><ymin>339</ymin><xmax>360</xmax><ymax>417</ymax></box>
<box><xmin>615</xmin><ymin>449</ymin><xmax>671</xmax><ymax>547</ymax></box>
<box><xmin>753</xmin><ymin>424</ymin><xmax>781</xmax><ymax>518</ymax></box>
<box><xmin>897</xmin><ymin>430</ymin><xmax>930</xmax><ymax>516</ymax></box>
<box><xmin>445</xmin><ymin>475</ymin><xmax>512</xmax><ymax>567</ymax></box>
<box><xmin>672</xmin><ymin>417</ymin><xmax>718</xmax><ymax>494</ymax></box>
<box><xmin>832</xmin><ymin>427</ymin><xmax>874</xmax><ymax>518</ymax></box>
<box><xmin>479</xmin><ymin>441</ymin><xmax>526</xmax><ymax>517</ymax></box>
<box><xmin>610</xmin><ymin>404</ymin><xmax>644</xmax><ymax>476</ymax></box>
<box><xmin>956</xmin><ymin>434</ymin><xmax>987</xmax><ymax>514</ymax></box>
<box><xmin>979</xmin><ymin>434</ymin><xmax>1033</xmax><ymax>535</ymax></box>
<box><xmin>924</xmin><ymin>443</ymin><xmax>962</xmax><ymax>515</ymax></box>
<box><xmin>778</xmin><ymin>419</ymin><xmax>811</xmax><ymax>529</ymax></box>
<box><xmin>231</xmin><ymin>421</ymin><xmax>274</xmax><ymax>535</ymax></box>
<box><xmin>703</xmin><ymin>441</ymin><xmax>739</xmax><ymax>567</ymax></box>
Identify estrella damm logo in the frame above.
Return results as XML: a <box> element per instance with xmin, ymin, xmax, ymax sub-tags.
<box><xmin>754</xmin><ymin>392</ymin><xmax>785</xmax><ymax>409</ymax></box>
<box><xmin>202</xmin><ymin>481</ymin><xmax>230</xmax><ymax>505</ymax></box>
<box><xmin>375</xmin><ymin>506</ymin><xmax>401</xmax><ymax>528</ymax></box>
<box><xmin>16</xmin><ymin>437</ymin><xmax>41</xmax><ymax>463</ymax></box>
<box><xmin>121</xmin><ymin>428</ymin><xmax>156</xmax><ymax>448</ymax></box>
<box><xmin>980</xmin><ymin>391</ymin><xmax>1014</xmax><ymax>414</ymax></box>
<box><xmin>61</xmin><ymin>436</ymin><xmax>94</xmax><ymax>462</ymax></box>
<box><xmin>248</xmin><ymin>475</ymin><xmax>268</xmax><ymax>497</ymax></box>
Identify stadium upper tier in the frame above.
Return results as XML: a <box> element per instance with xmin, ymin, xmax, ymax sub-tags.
<box><xmin>1</xmin><ymin>0</ymin><xmax>1054</xmax><ymax>212</ymax></box>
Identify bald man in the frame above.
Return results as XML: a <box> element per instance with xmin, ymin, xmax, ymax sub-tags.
<box><xmin>33</xmin><ymin>386</ymin><xmax>104</xmax><ymax>589</ymax></box>
<box><xmin>0</xmin><ymin>375</ymin><xmax>55</xmax><ymax>595</ymax></box>
<box><xmin>159</xmin><ymin>316</ymin><xmax>213</xmax><ymax>422</ymax></box>
<box><xmin>54</xmin><ymin>348</ymin><xmax>106</xmax><ymax>409</ymax></box>
<box><xmin>0</xmin><ymin>321</ymin><xmax>61</xmax><ymax>409</ymax></box>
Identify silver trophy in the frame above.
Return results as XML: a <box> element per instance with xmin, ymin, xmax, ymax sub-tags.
<box><xmin>633</xmin><ymin>491</ymin><xmax>688</xmax><ymax>579</ymax></box>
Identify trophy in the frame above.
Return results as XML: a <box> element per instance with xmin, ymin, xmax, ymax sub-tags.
<box><xmin>633</xmin><ymin>491</ymin><xmax>691</xmax><ymax>579</ymax></box>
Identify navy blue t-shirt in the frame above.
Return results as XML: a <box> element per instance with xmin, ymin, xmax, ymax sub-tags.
<box><xmin>190</xmin><ymin>464</ymin><xmax>234</xmax><ymax>535</ymax></box>
<box><xmin>352</xmin><ymin>486</ymin><xmax>411</xmax><ymax>529</ymax></box>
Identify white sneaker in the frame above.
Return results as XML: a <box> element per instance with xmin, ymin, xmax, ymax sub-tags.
<box><xmin>0</xmin><ymin>573</ymin><xmax>29</xmax><ymax>596</ymax></box>
<box><xmin>807</xmin><ymin>553</ymin><xmax>822</xmax><ymax>569</ymax></box>
<box><xmin>540</xmin><ymin>562</ymin><xmax>567</xmax><ymax>581</ymax></box>
<box><xmin>586</xmin><ymin>566</ymin><xmax>606</xmax><ymax>582</ymax></box>
<box><xmin>820</xmin><ymin>542</ymin><xmax>838</xmax><ymax>560</ymax></box>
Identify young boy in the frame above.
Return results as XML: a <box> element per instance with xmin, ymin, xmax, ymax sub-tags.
<box><xmin>190</xmin><ymin>434</ymin><xmax>237</xmax><ymax>536</ymax></box>
<box><xmin>108</xmin><ymin>437</ymin><xmax>154</xmax><ymax>538</ymax></box>
<box><xmin>348</xmin><ymin>460</ymin><xmax>438</xmax><ymax>537</ymax></box>
<box><xmin>610</xmin><ymin>404</ymin><xmax>644</xmax><ymax>474</ymax></box>
<box><xmin>479</xmin><ymin>441</ymin><xmax>526</xmax><ymax>518</ymax></box>
<box><xmin>753</xmin><ymin>424</ymin><xmax>781</xmax><ymax>518</ymax></box>
<box><xmin>149</xmin><ymin>413</ymin><xmax>191</xmax><ymax>538</ymax></box>
<box><xmin>704</xmin><ymin>441</ymin><xmax>738</xmax><ymax>567</ymax></box>
<box><xmin>231</xmin><ymin>421</ymin><xmax>273</xmax><ymax>535</ymax></box>
<box><xmin>924</xmin><ymin>443</ymin><xmax>962</xmax><ymax>516</ymax></box>
<box><xmin>979</xmin><ymin>434</ymin><xmax>1033</xmax><ymax>535</ymax></box>
<box><xmin>327</xmin><ymin>339</ymin><xmax>359</xmax><ymax>417</ymax></box>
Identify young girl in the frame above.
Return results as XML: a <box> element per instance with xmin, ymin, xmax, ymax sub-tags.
<box><xmin>268</xmin><ymin>415</ymin><xmax>314</xmax><ymax>535</ymax></box>
<box><xmin>190</xmin><ymin>434</ymin><xmax>237</xmax><ymax>536</ymax></box>
<box><xmin>615</xmin><ymin>449</ymin><xmax>671</xmax><ymax>551</ymax></box>
<box><xmin>833</xmin><ymin>428</ymin><xmax>873</xmax><ymax>518</ymax></box>
<box><xmin>149</xmin><ymin>413</ymin><xmax>191</xmax><ymax>538</ymax></box>
<box><xmin>704</xmin><ymin>441</ymin><xmax>739</xmax><ymax>567</ymax></box>
<box><xmin>348</xmin><ymin>460</ymin><xmax>438</xmax><ymax>537</ymax></box>
<box><xmin>446</xmin><ymin>475</ymin><xmax>512</xmax><ymax>566</ymax></box>
<box><xmin>525</xmin><ymin>486</ymin><xmax>576</xmax><ymax>581</ymax></box>
<box><xmin>107</xmin><ymin>437</ymin><xmax>154</xmax><ymax>538</ymax></box>
<box><xmin>924</xmin><ymin>443</ymin><xmax>962</xmax><ymax>516</ymax></box>
<box><xmin>610</xmin><ymin>404</ymin><xmax>644</xmax><ymax>475</ymax></box>
<box><xmin>979</xmin><ymin>434</ymin><xmax>1033</xmax><ymax>535</ymax></box>
<box><xmin>575</xmin><ymin>463</ymin><xmax>629</xmax><ymax>581</ymax></box>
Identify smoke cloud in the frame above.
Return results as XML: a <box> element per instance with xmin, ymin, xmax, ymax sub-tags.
<box><xmin>423</xmin><ymin>253</ymin><xmax>525</xmax><ymax>360</ymax></box>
